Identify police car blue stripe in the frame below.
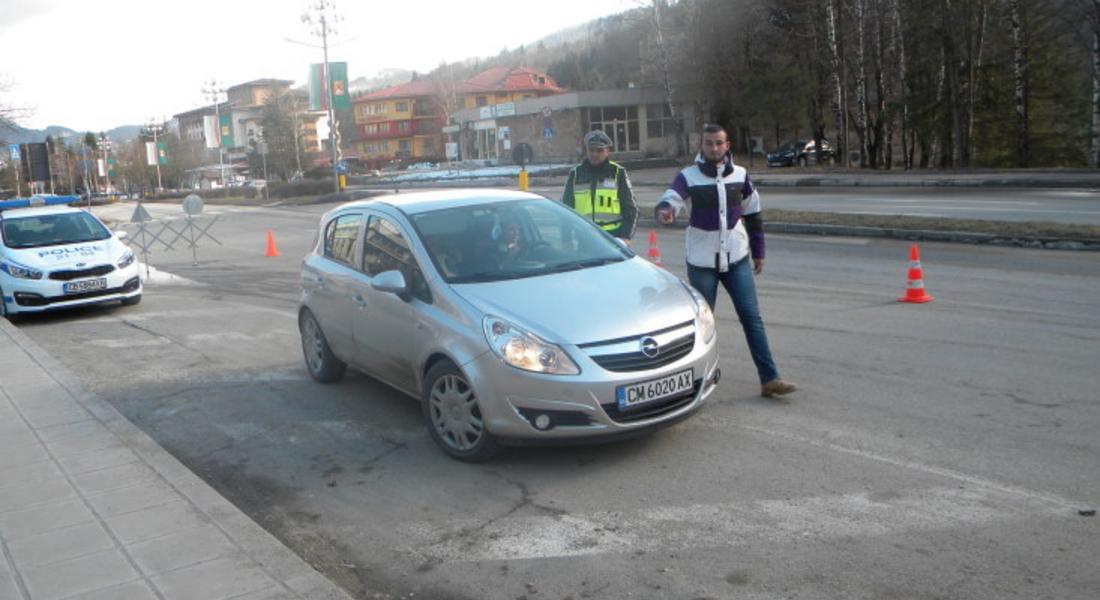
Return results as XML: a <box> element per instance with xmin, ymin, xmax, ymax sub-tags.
<box><xmin>0</xmin><ymin>196</ymin><xmax>80</xmax><ymax>211</ymax></box>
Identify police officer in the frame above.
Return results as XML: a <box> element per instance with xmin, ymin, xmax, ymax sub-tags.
<box><xmin>561</xmin><ymin>130</ymin><xmax>637</xmax><ymax>241</ymax></box>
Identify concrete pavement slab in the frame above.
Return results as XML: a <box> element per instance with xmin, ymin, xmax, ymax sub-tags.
<box><xmin>0</xmin><ymin>319</ymin><xmax>353</xmax><ymax>599</ymax></box>
<box><xmin>19</xmin><ymin>548</ymin><xmax>139</xmax><ymax>600</ymax></box>
<box><xmin>6</xmin><ymin>521</ymin><xmax>115</xmax><ymax>569</ymax></box>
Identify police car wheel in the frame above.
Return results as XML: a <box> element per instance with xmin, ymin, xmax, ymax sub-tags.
<box><xmin>121</xmin><ymin>294</ymin><xmax>142</xmax><ymax>307</ymax></box>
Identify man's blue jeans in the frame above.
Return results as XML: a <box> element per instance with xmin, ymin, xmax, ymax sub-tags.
<box><xmin>687</xmin><ymin>257</ymin><xmax>780</xmax><ymax>385</ymax></box>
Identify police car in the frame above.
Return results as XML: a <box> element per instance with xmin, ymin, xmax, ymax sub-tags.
<box><xmin>0</xmin><ymin>195</ymin><xmax>141</xmax><ymax>318</ymax></box>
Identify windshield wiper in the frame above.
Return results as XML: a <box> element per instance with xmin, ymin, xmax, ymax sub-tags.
<box><xmin>544</xmin><ymin>257</ymin><xmax>622</xmax><ymax>274</ymax></box>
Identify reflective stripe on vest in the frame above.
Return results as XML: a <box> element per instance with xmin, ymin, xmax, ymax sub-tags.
<box><xmin>572</xmin><ymin>163</ymin><xmax>622</xmax><ymax>231</ymax></box>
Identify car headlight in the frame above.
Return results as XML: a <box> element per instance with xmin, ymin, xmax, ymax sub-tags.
<box><xmin>117</xmin><ymin>250</ymin><xmax>135</xmax><ymax>269</ymax></box>
<box><xmin>684</xmin><ymin>284</ymin><xmax>716</xmax><ymax>343</ymax></box>
<box><xmin>0</xmin><ymin>261</ymin><xmax>43</xmax><ymax>280</ymax></box>
<box><xmin>483</xmin><ymin>316</ymin><xmax>579</xmax><ymax>375</ymax></box>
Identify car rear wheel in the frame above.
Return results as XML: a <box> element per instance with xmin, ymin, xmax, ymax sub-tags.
<box><xmin>797</xmin><ymin>156</ymin><xmax>808</xmax><ymax>167</ymax></box>
<box><xmin>299</xmin><ymin>310</ymin><xmax>346</xmax><ymax>383</ymax></box>
<box><xmin>422</xmin><ymin>361</ymin><xmax>499</xmax><ymax>462</ymax></box>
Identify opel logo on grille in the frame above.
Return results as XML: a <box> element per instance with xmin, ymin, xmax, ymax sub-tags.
<box><xmin>640</xmin><ymin>336</ymin><xmax>660</xmax><ymax>358</ymax></box>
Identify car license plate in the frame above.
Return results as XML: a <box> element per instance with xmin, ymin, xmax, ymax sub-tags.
<box><xmin>63</xmin><ymin>278</ymin><xmax>107</xmax><ymax>294</ymax></box>
<box><xmin>616</xmin><ymin>368</ymin><xmax>694</xmax><ymax>410</ymax></box>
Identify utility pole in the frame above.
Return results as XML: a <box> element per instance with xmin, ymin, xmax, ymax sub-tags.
<box><xmin>302</xmin><ymin>0</ymin><xmax>343</xmax><ymax>193</ymax></box>
<box><xmin>99</xmin><ymin>133</ymin><xmax>112</xmax><ymax>194</ymax></box>
<box><xmin>148</xmin><ymin>118</ymin><xmax>164</xmax><ymax>193</ymax></box>
<box><xmin>202</xmin><ymin>80</ymin><xmax>228</xmax><ymax>187</ymax></box>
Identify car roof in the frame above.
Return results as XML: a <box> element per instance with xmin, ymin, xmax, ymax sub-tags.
<box><xmin>0</xmin><ymin>205</ymin><xmax>88</xmax><ymax>220</ymax></box>
<box><xmin>336</xmin><ymin>188</ymin><xmax>547</xmax><ymax>216</ymax></box>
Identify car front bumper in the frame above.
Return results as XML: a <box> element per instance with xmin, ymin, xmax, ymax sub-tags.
<box><xmin>1</xmin><ymin>264</ymin><xmax>142</xmax><ymax>315</ymax></box>
<box><xmin>462</xmin><ymin>333</ymin><xmax>721</xmax><ymax>443</ymax></box>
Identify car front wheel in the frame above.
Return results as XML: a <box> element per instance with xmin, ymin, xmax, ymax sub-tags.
<box><xmin>299</xmin><ymin>310</ymin><xmax>346</xmax><ymax>383</ymax></box>
<box><xmin>422</xmin><ymin>361</ymin><xmax>499</xmax><ymax>462</ymax></box>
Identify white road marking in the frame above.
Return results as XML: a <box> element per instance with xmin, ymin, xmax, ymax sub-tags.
<box><xmin>770</xmin><ymin>234</ymin><xmax>870</xmax><ymax>245</ymax></box>
<box><xmin>405</xmin><ymin>485</ymin><xmax>1061</xmax><ymax>563</ymax></box>
<box><xmin>87</xmin><ymin>337</ymin><xmax>173</xmax><ymax>348</ymax></box>
<box><xmin>729</xmin><ymin>422</ymin><xmax>1084</xmax><ymax>511</ymax></box>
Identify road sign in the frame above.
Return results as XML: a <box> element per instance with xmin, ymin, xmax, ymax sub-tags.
<box><xmin>9</xmin><ymin>144</ymin><xmax>19</xmax><ymax>162</ymax></box>
<box><xmin>130</xmin><ymin>203</ymin><xmax>153</xmax><ymax>223</ymax></box>
<box><xmin>182</xmin><ymin>194</ymin><xmax>204</xmax><ymax>216</ymax></box>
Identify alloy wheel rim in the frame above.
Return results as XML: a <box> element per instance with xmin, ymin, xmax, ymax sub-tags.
<box><xmin>429</xmin><ymin>374</ymin><xmax>483</xmax><ymax>451</ymax></box>
<box><xmin>302</xmin><ymin>316</ymin><xmax>324</xmax><ymax>373</ymax></box>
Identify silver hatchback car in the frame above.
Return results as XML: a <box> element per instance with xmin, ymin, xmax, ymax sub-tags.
<box><xmin>298</xmin><ymin>189</ymin><xmax>720</xmax><ymax>461</ymax></box>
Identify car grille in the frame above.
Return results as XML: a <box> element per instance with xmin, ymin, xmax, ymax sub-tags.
<box><xmin>580</xmin><ymin>320</ymin><xmax>696</xmax><ymax>373</ymax></box>
<box><xmin>601</xmin><ymin>380</ymin><xmax>701</xmax><ymax>424</ymax></box>
<box><xmin>15</xmin><ymin>277</ymin><xmax>140</xmax><ymax>306</ymax></box>
<box><xmin>49</xmin><ymin>265</ymin><xmax>115</xmax><ymax>281</ymax></box>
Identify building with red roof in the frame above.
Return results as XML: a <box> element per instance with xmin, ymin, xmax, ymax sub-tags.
<box><xmin>352</xmin><ymin>67</ymin><xmax>563</xmax><ymax>168</ymax></box>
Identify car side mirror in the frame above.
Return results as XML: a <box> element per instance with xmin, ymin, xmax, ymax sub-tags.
<box><xmin>115</xmin><ymin>230</ymin><xmax>128</xmax><ymax>240</ymax></box>
<box><xmin>371</xmin><ymin>269</ymin><xmax>409</xmax><ymax>299</ymax></box>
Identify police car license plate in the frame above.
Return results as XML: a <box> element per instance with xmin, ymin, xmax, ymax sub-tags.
<box><xmin>64</xmin><ymin>278</ymin><xmax>107</xmax><ymax>294</ymax></box>
<box><xmin>616</xmin><ymin>368</ymin><xmax>694</xmax><ymax>410</ymax></box>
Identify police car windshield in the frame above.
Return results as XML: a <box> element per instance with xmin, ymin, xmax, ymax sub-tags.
<box><xmin>1</xmin><ymin>212</ymin><xmax>111</xmax><ymax>249</ymax></box>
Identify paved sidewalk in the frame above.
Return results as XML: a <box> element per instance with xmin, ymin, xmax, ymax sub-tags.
<box><xmin>0</xmin><ymin>319</ymin><xmax>352</xmax><ymax>600</ymax></box>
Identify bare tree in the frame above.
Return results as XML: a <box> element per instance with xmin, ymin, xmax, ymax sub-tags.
<box><xmin>826</xmin><ymin>0</ymin><xmax>847</xmax><ymax>164</ymax></box>
<box><xmin>646</xmin><ymin>0</ymin><xmax>686</xmax><ymax>155</ymax></box>
<box><xmin>891</xmin><ymin>0</ymin><xmax>912</xmax><ymax>169</ymax></box>
<box><xmin>854</xmin><ymin>0</ymin><xmax>869</xmax><ymax>167</ymax></box>
<box><xmin>1</xmin><ymin>74</ymin><xmax>30</xmax><ymax>133</ymax></box>
<box><xmin>1007</xmin><ymin>0</ymin><xmax>1030</xmax><ymax>167</ymax></box>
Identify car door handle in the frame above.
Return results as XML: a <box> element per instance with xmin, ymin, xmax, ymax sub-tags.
<box><xmin>352</xmin><ymin>294</ymin><xmax>367</xmax><ymax>308</ymax></box>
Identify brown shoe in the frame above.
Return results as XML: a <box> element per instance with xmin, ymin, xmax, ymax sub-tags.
<box><xmin>761</xmin><ymin>379</ymin><xmax>798</xmax><ymax>398</ymax></box>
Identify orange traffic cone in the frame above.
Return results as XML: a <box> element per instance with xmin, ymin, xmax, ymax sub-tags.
<box><xmin>265</xmin><ymin>229</ymin><xmax>281</xmax><ymax>257</ymax></box>
<box><xmin>647</xmin><ymin>230</ymin><xmax>663</xmax><ymax>267</ymax></box>
<box><xmin>898</xmin><ymin>244</ymin><xmax>933</xmax><ymax>303</ymax></box>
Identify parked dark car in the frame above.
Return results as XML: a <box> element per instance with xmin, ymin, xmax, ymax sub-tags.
<box><xmin>766</xmin><ymin>139</ymin><xmax>837</xmax><ymax>167</ymax></box>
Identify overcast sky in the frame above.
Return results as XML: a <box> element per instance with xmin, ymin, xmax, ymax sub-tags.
<box><xmin>1</xmin><ymin>0</ymin><xmax>639</xmax><ymax>132</ymax></box>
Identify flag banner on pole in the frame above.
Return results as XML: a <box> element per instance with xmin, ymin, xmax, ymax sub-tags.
<box><xmin>219</xmin><ymin>114</ymin><xmax>234</xmax><ymax>148</ymax></box>
<box><xmin>146</xmin><ymin>142</ymin><xmax>157</xmax><ymax>166</ymax></box>
<box><xmin>329</xmin><ymin>62</ymin><xmax>350</xmax><ymax>110</ymax></box>
<box><xmin>309</xmin><ymin>64</ymin><xmax>326</xmax><ymax>111</ymax></box>
<box><xmin>204</xmin><ymin>115</ymin><xmax>219</xmax><ymax>149</ymax></box>
<box><xmin>156</xmin><ymin>140</ymin><xmax>169</xmax><ymax>165</ymax></box>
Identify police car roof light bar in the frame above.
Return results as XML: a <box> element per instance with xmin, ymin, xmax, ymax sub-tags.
<box><xmin>0</xmin><ymin>195</ymin><xmax>80</xmax><ymax>211</ymax></box>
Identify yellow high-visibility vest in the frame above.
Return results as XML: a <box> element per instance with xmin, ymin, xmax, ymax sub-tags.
<box><xmin>572</xmin><ymin>162</ymin><xmax>622</xmax><ymax>232</ymax></box>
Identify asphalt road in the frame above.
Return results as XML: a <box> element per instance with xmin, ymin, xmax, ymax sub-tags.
<box><xmin>14</xmin><ymin>201</ymin><xmax>1100</xmax><ymax>599</ymax></box>
<box><xmin>526</xmin><ymin>184</ymin><xmax>1100</xmax><ymax>225</ymax></box>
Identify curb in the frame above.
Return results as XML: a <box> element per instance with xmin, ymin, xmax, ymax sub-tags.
<box><xmin>0</xmin><ymin>319</ymin><xmax>353</xmax><ymax>600</ymax></box>
<box><xmin>635</xmin><ymin>219</ymin><xmax>1100</xmax><ymax>251</ymax></box>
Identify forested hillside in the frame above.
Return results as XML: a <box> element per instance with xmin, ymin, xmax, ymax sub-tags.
<box><xmin>429</xmin><ymin>0</ymin><xmax>1099</xmax><ymax>169</ymax></box>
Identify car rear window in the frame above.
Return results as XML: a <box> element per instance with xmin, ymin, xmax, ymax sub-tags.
<box><xmin>1</xmin><ymin>211</ymin><xmax>111</xmax><ymax>249</ymax></box>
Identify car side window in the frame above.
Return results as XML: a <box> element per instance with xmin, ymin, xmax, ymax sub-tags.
<box><xmin>323</xmin><ymin>213</ymin><xmax>362</xmax><ymax>267</ymax></box>
<box><xmin>363</xmin><ymin>216</ymin><xmax>431</xmax><ymax>303</ymax></box>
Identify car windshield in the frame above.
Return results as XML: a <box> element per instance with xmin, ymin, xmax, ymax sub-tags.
<box><xmin>410</xmin><ymin>198</ymin><xmax>633</xmax><ymax>284</ymax></box>
<box><xmin>777</xmin><ymin>142</ymin><xmax>798</xmax><ymax>152</ymax></box>
<box><xmin>1</xmin><ymin>211</ymin><xmax>112</xmax><ymax>249</ymax></box>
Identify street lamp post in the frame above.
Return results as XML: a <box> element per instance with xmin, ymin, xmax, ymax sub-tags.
<box><xmin>202</xmin><ymin>80</ymin><xmax>228</xmax><ymax>187</ymax></box>
<box><xmin>302</xmin><ymin>1</ymin><xmax>342</xmax><ymax>194</ymax></box>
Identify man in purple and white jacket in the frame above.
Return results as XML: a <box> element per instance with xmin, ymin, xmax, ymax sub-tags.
<box><xmin>656</xmin><ymin>124</ymin><xmax>798</xmax><ymax>399</ymax></box>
